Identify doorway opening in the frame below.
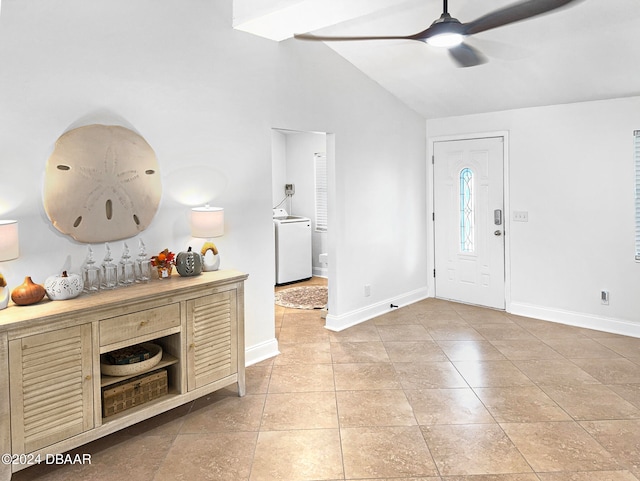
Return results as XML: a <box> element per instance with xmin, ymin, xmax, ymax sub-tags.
<box><xmin>271</xmin><ymin>128</ymin><xmax>333</xmax><ymax>315</ymax></box>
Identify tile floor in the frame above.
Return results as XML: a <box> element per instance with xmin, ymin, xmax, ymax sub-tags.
<box><xmin>12</xmin><ymin>277</ymin><xmax>640</xmax><ymax>480</ymax></box>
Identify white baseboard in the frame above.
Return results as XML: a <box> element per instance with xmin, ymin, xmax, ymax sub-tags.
<box><xmin>509</xmin><ymin>302</ymin><xmax>640</xmax><ymax>338</ymax></box>
<box><xmin>312</xmin><ymin>266</ymin><xmax>328</xmax><ymax>277</ymax></box>
<box><xmin>245</xmin><ymin>338</ymin><xmax>280</xmax><ymax>366</ymax></box>
<box><xmin>325</xmin><ymin>287</ymin><xmax>430</xmax><ymax>332</ymax></box>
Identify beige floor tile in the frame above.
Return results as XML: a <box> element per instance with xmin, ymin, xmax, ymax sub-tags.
<box><xmin>570</xmin><ymin>358</ymin><xmax>640</xmax><ymax>384</ymax></box>
<box><xmin>454</xmin><ymin>307</ymin><xmax>512</xmax><ymax>323</ymax></box>
<box><xmin>13</xmin><ymin>434</ymin><xmax>175</xmax><ymax>481</ymax></box>
<box><xmin>417</xmin><ymin>310</ymin><xmax>467</xmax><ymax>326</ymax></box>
<box><xmin>406</xmin><ymin>388</ymin><xmax>494</xmax><ymax>425</ymax></box>
<box><xmin>328</xmin><ymin>322</ymin><xmax>382</xmax><ymax>342</ymax></box>
<box><xmin>453</xmin><ymin>361</ymin><xmax>534</xmax><ymax>388</ymax></box>
<box><xmin>155</xmin><ymin>432</ymin><xmax>258</xmax><ymax>481</ymax></box>
<box><xmin>334</xmin><ymin>362</ymin><xmax>402</xmax><ymax>390</ymax></box>
<box><xmin>274</xmin><ymin>341</ymin><xmax>332</xmax><ymax>365</ymax></box>
<box><xmin>580</xmin><ymin>419</ymin><xmax>640</xmax><ymax>472</ymax></box>
<box><xmin>543</xmin><ymin>338</ymin><xmax>622</xmax><ymax>359</ymax></box>
<box><xmin>281</xmin><ymin>309</ymin><xmax>326</xmax><ymax>326</ymax></box>
<box><xmin>421</xmin><ymin>424</ymin><xmax>532</xmax><ymax>476</ymax></box>
<box><xmin>473</xmin><ymin>324</ymin><xmax>536</xmax><ymax>341</ymax></box>
<box><xmin>261</xmin><ymin>391</ymin><xmax>338</xmax><ymax>430</ymax></box>
<box><xmin>607</xmin><ymin>383</ymin><xmax>640</xmax><ymax>409</ymax></box>
<box><xmin>376</xmin><ymin>324</ymin><xmax>433</xmax><ymax>341</ymax></box>
<box><xmin>278</xmin><ymin>324</ymin><xmax>331</xmax><ymax>343</ymax></box>
<box><xmin>384</xmin><ymin>340</ymin><xmax>449</xmax><ymax>362</ymax></box>
<box><xmin>443</xmin><ymin>475</ymin><xmax>539</xmax><ymax>481</ymax></box>
<box><xmin>437</xmin><ymin>340</ymin><xmax>507</xmax><ymax>361</ymax></box>
<box><xmin>426</xmin><ymin>326</ymin><xmax>485</xmax><ymax>341</ymax></box>
<box><xmin>593</xmin><ymin>337</ymin><xmax>640</xmax><ymax>359</ymax></box>
<box><xmin>373</xmin><ymin>309</ymin><xmax>422</xmax><ymax>325</ymax></box>
<box><xmin>331</xmin><ymin>341</ymin><xmax>391</xmax><ymax>363</ymax></box>
<box><xmin>514</xmin><ymin>319</ymin><xmax>590</xmax><ymax>340</ymax></box>
<box><xmin>341</xmin><ymin>426</ymin><xmax>438</xmax><ymax>478</ymax></box>
<box><xmin>474</xmin><ymin>386</ymin><xmax>572</xmax><ymax>423</ymax></box>
<box><xmin>268</xmin><ymin>363</ymin><xmax>335</xmax><ymax>392</ymax></box>
<box><xmin>120</xmin><ymin>402</ymin><xmax>193</xmax><ymax>437</ymax></box>
<box><xmin>536</xmin><ymin>471</ymin><xmax>639</xmax><ymax>481</ymax></box>
<box><xmin>500</xmin><ymin>421</ymin><xmax>620</xmax><ymax>472</ymax></box>
<box><xmin>490</xmin><ymin>339</ymin><xmax>565</xmax><ymax>360</ymax></box>
<box><xmin>541</xmin><ymin>384</ymin><xmax>640</xmax><ymax>421</ymax></box>
<box><xmin>245</xmin><ymin>363</ymin><xmax>272</xmax><ymax>394</ymax></box>
<box><xmin>345</xmin><ymin>477</ymin><xmax>442</xmax><ymax>481</ymax></box>
<box><xmin>512</xmin><ymin>359</ymin><xmax>600</xmax><ymax>385</ymax></box>
<box><xmin>394</xmin><ymin>361</ymin><xmax>468</xmax><ymax>389</ymax></box>
<box><xmin>337</xmin><ymin>390</ymin><xmax>416</xmax><ymax>427</ymax></box>
<box><xmin>250</xmin><ymin>429</ymin><xmax>344</xmax><ymax>481</ymax></box>
<box><xmin>179</xmin><ymin>394</ymin><xmax>265</xmax><ymax>433</ymax></box>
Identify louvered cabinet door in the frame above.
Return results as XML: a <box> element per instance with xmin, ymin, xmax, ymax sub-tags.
<box><xmin>9</xmin><ymin>324</ymin><xmax>93</xmax><ymax>454</ymax></box>
<box><xmin>186</xmin><ymin>290</ymin><xmax>238</xmax><ymax>391</ymax></box>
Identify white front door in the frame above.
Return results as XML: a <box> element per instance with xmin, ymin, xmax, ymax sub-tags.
<box><xmin>434</xmin><ymin>136</ymin><xmax>505</xmax><ymax>309</ymax></box>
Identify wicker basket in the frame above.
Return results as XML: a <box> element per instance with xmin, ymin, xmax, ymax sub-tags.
<box><xmin>102</xmin><ymin>369</ymin><xmax>168</xmax><ymax>418</ymax></box>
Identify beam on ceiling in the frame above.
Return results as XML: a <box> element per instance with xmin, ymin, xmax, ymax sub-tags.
<box><xmin>233</xmin><ymin>0</ymin><xmax>408</xmax><ymax>41</ymax></box>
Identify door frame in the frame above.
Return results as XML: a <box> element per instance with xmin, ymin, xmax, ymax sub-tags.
<box><xmin>427</xmin><ymin>131</ymin><xmax>512</xmax><ymax>310</ymax></box>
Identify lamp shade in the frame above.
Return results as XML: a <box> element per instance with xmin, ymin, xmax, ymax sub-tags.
<box><xmin>191</xmin><ymin>206</ymin><xmax>224</xmax><ymax>238</ymax></box>
<box><xmin>0</xmin><ymin>220</ymin><xmax>19</xmax><ymax>261</ymax></box>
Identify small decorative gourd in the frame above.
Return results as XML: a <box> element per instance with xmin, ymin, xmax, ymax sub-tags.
<box><xmin>11</xmin><ymin>277</ymin><xmax>46</xmax><ymax>306</ymax></box>
<box><xmin>175</xmin><ymin>247</ymin><xmax>203</xmax><ymax>277</ymax></box>
<box><xmin>44</xmin><ymin>271</ymin><xmax>84</xmax><ymax>301</ymax></box>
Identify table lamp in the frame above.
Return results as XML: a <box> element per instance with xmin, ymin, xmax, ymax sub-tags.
<box><xmin>0</xmin><ymin>220</ymin><xmax>19</xmax><ymax>261</ymax></box>
<box><xmin>190</xmin><ymin>205</ymin><xmax>223</xmax><ymax>271</ymax></box>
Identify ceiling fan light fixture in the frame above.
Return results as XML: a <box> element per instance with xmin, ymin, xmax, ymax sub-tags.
<box><xmin>426</xmin><ymin>32</ymin><xmax>464</xmax><ymax>48</ymax></box>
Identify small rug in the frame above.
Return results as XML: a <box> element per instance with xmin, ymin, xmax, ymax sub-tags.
<box><xmin>275</xmin><ymin>285</ymin><xmax>328</xmax><ymax>310</ymax></box>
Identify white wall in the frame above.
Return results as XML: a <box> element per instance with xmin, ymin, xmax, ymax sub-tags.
<box><xmin>0</xmin><ymin>0</ymin><xmax>279</xmax><ymax>364</ymax></box>
<box><xmin>271</xmin><ymin>130</ymin><xmax>287</xmax><ymax>208</ymax></box>
<box><xmin>0</xmin><ymin>0</ymin><xmax>429</xmax><ymax>359</ymax></box>
<box><xmin>427</xmin><ymin>97</ymin><xmax>640</xmax><ymax>336</ymax></box>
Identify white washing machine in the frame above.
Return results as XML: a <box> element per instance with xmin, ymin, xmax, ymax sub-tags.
<box><xmin>273</xmin><ymin>208</ymin><xmax>312</xmax><ymax>285</ymax></box>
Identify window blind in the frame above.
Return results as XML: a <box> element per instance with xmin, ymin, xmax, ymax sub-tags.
<box><xmin>635</xmin><ymin>130</ymin><xmax>640</xmax><ymax>260</ymax></box>
<box><xmin>314</xmin><ymin>153</ymin><xmax>328</xmax><ymax>232</ymax></box>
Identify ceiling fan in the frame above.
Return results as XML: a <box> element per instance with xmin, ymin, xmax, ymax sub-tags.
<box><xmin>294</xmin><ymin>0</ymin><xmax>581</xmax><ymax>67</ymax></box>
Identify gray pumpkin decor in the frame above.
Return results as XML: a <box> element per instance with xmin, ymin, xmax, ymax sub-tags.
<box><xmin>175</xmin><ymin>247</ymin><xmax>203</xmax><ymax>277</ymax></box>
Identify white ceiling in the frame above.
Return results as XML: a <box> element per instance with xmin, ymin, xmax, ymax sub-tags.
<box><xmin>234</xmin><ymin>0</ymin><xmax>640</xmax><ymax>119</ymax></box>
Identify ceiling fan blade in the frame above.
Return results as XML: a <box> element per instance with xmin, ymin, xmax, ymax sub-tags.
<box><xmin>463</xmin><ymin>0</ymin><xmax>582</xmax><ymax>35</ymax></box>
<box><xmin>448</xmin><ymin>42</ymin><xmax>487</xmax><ymax>68</ymax></box>
<box><xmin>294</xmin><ymin>32</ymin><xmax>416</xmax><ymax>42</ymax></box>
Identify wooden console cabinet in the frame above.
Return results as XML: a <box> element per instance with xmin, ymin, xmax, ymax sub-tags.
<box><xmin>0</xmin><ymin>270</ymin><xmax>247</xmax><ymax>480</ymax></box>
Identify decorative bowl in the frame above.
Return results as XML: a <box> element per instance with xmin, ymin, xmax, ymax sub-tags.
<box><xmin>100</xmin><ymin>342</ymin><xmax>163</xmax><ymax>377</ymax></box>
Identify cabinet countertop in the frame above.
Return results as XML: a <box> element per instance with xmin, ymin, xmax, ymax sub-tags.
<box><xmin>0</xmin><ymin>269</ymin><xmax>248</xmax><ymax>332</ymax></box>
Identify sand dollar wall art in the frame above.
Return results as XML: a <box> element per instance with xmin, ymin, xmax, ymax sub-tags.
<box><xmin>43</xmin><ymin>124</ymin><xmax>162</xmax><ymax>243</ymax></box>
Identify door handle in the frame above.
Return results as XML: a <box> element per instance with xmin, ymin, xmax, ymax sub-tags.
<box><xmin>494</xmin><ymin>209</ymin><xmax>503</xmax><ymax>226</ymax></box>
<box><xmin>494</xmin><ymin>230</ymin><xmax>502</xmax><ymax>236</ymax></box>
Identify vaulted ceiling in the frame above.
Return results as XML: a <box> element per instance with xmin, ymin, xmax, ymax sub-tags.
<box><xmin>234</xmin><ymin>0</ymin><xmax>640</xmax><ymax>119</ymax></box>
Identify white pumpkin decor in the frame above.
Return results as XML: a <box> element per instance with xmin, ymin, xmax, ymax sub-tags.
<box><xmin>44</xmin><ymin>271</ymin><xmax>84</xmax><ymax>301</ymax></box>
